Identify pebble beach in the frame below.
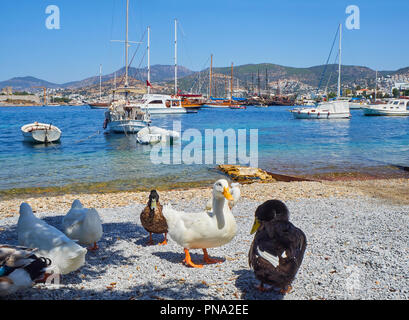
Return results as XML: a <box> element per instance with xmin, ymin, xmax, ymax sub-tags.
<box><xmin>0</xmin><ymin>178</ymin><xmax>408</xmax><ymax>300</ymax></box>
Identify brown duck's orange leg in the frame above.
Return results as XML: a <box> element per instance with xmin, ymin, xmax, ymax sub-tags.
<box><xmin>88</xmin><ymin>242</ymin><xmax>99</xmax><ymax>251</ymax></box>
<box><xmin>146</xmin><ymin>233</ymin><xmax>154</xmax><ymax>245</ymax></box>
<box><xmin>202</xmin><ymin>248</ymin><xmax>223</xmax><ymax>264</ymax></box>
<box><xmin>280</xmin><ymin>285</ymin><xmax>292</xmax><ymax>294</ymax></box>
<box><xmin>183</xmin><ymin>248</ymin><xmax>203</xmax><ymax>268</ymax></box>
<box><xmin>158</xmin><ymin>233</ymin><xmax>167</xmax><ymax>245</ymax></box>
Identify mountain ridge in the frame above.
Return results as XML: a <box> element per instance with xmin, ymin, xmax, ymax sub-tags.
<box><xmin>1</xmin><ymin>63</ymin><xmax>408</xmax><ymax>91</ymax></box>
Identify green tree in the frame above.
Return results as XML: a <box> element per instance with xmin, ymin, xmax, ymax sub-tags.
<box><xmin>392</xmin><ymin>88</ymin><xmax>400</xmax><ymax>98</ymax></box>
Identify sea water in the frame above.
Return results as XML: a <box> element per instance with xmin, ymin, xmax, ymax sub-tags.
<box><xmin>0</xmin><ymin>105</ymin><xmax>408</xmax><ymax>196</ymax></box>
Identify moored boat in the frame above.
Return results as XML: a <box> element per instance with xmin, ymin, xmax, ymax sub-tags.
<box><xmin>291</xmin><ymin>100</ymin><xmax>350</xmax><ymax>119</ymax></box>
<box><xmin>134</xmin><ymin>94</ymin><xmax>187</xmax><ymax>114</ymax></box>
<box><xmin>290</xmin><ymin>24</ymin><xmax>350</xmax><ymax>120</ymax></box>
<box><xmin>103</xmin><ymin>0</ymin><xmax>151</xmax><ymax>134</ymax></box>
<box><xmin>89</xmin><ymin>102</ymin><xmax>110</xmax><ymax>109</ymax></box>
<box><xmin>363</xmin><ymin>99</ymin><xmax>409</xmax><ymax>116</ymax></box>
<box><xmin>21</xmin><ymin>122</ymin><xmax>61</xmax><ymax>143</ymax></box>
<box><xmin>136</xmin><ymin>126</ymin><xmax>180</xmax><ymax>145</ymax></box>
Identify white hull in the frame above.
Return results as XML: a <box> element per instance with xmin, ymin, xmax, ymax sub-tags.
<box><xmin>363</xmin><ymin>99</ymin><xmax>409</xmax><ymax>116</ymax></box>
<box><xmin>146</xmin><ymin>106</ymin><xmax>186</xmax><ymax>114</ymax></box>
<box><xmin>21</xmin><ymin>123</ymin><xmax>61</xmax><ymax>143</ymax></box>
<box><xmin>107</xmin><ymin>120</ymin><xmax>148</xmax><ymax>133</ymax></box>
<box><xmin>291</xmin><ymin>100</ymin><xmax>351</xmax><ymax>119</ymax></box>
<box><xmin>363</xmin><ymin>108</ymin><xmax>409</xmax><ymax>116</ymax></box>
<box><xmin>349</xmin><ymin>103</ymin><xmax>367</xmax><ymax>109</ymax></box>
<box><xmin>292</xmin><ymin>111</ymin><xmax>350</xmax><ymax>119</ymax></box>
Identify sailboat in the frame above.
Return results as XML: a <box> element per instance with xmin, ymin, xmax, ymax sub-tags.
<box><xmin>103</xmin><ymin>0</ymin><xmax>151</xmax><ymax>133</ymax></box>
<box><xmin>290</xmin><ymin>24</ymin><xmax>350</xmax><ymax>119</ymax></box>
<box><xmin>89</xmin><ymin>65</ymin><xmax>110</xmax><ymax>109</ymax></box>
<box><xmin>204</xmin><ymin>57</ymin><xmax>239</xmax><ymax>108</ymax></box>
<box><xmin>133</xmin><ymin>21</ymin><xmax>189</xmax><ymax>115</ymax></box>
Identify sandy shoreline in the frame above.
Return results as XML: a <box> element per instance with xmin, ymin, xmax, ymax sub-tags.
<box><xmin>1</xmin><ymin>178</ymin><xmax>408</xmax><ymax>219</ymax></box>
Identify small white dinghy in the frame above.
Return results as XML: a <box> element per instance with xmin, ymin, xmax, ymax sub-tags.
<box><xmin>21</xmin><ymin>122</ymin><xmax>61</xmax><ymax>144</ymax></box>
<box><xmin>136</xmin><ymin>126</ymin><xmax>180</xmax><ymax>145</ymax></box>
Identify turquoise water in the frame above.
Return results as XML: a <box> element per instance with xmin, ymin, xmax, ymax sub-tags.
<box><xmin>0</xmin><ymin>105</ymin><xmax>408</xmax><ymax>195</ymax></box>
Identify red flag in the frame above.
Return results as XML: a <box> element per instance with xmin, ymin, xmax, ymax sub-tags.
<box><xmin>146</xmin><ymin>80</ymin><xmax>152</xmax><ymax>87</ymax></box>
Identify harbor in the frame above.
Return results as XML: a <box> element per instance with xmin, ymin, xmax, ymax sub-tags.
<box><xmin>0</xmin><ymin>0</ymin><xmax>408</xmax><ymax>303</ymax></box>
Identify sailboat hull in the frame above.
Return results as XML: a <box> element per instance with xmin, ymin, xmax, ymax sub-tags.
<box><xmin>107</xmin><ymin>120</ymin><xmax>148</xmax><ymax>133</ymax></box>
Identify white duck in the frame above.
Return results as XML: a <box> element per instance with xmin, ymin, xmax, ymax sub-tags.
<box><xmin>0</xmin><ymin>245</ymin><xmax>51</xmax><ymax>296</ymax></box>
<box><xmin>17</xmin><ymin>203</ymin><xmax>87</xmax><ymax>275</ymax></box>
<box><xmin>163</xmin><ymin>179</ymin><xmax>237</xmax><ymax>268</ymax></box>
<box><xmin>206</xmin><ymin>182</ymin><xmax>241</xmax><ymax>211</ymax></box>
<box><xmin>62</xmin><ymin>200</ymin><xmax>103</xmax><ymax>251</ymax></box>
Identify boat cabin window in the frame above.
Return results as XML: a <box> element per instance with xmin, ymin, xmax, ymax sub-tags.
<box><xmin>393</xmin><ymin>101</ymin><xmax>399</xmax><ymax>105</ymax></box>
<box><xmin>149</xmin><ymin>100</ymin><xmax>163</xmax><ymax>104</ymax></box>
<box><xmin>399</xmin><ymin>101</ymin><xmax>405</xmax><ymax>106</ymax></box>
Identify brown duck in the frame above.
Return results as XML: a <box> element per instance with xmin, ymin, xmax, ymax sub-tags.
<box><xmin>140</xmin><ymin>190</ymin><xmax>168</xmax><ymax>245</ymax></box>
<box><xmin>249</xmin><ymin>200</ymin><xmax>307</xmax><ymax>294</ymax></box>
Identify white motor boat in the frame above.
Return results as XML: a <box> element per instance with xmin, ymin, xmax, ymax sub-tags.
<box><xmin>135</xmin><ymin>94</ymin><xmax>187</xmax><ymax>114</ymax></box>
<box><xmin>363</xmin><ymin>99</ymin><xmax>409</xmax><ymax>116</ymax></box>
<box><xmin>291</xmin><ymin>100</ymin><xmax>350</xmax><ymax>119</ymax></box>
<box><xmin>136</xmin><ymin>126</ymin><xmax>180</xmax><ymax>145</ymax></box>
<box><xmin>21</xmin><ymin>122</ymin><xmax>61</xmax><ymax>143</ymax></box>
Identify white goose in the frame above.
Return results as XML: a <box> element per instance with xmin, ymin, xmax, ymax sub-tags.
<box><xmin>62</xmin><ymin>200</ymin><xmax>103</xmax><ymax>251</ymax></box>
<box><xmin>0</xmin><ymin>245</ymin><xmax>51</xmax><ymax>296</ymax></box>
<box><xmin>17</xmin><ymin>203</ymin><xmax>87</xmax><ymax>275</ymax></box>
<box><xmin>163</xmin><ymin>179</ymin><xmax>237</xmax><ymax>268</ymax></box>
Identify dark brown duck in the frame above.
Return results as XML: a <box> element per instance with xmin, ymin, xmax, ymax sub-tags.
<box><xmin>249</xmin><ymin>200</ymin><xmax>307</xmax><ymax>294</ymax></box>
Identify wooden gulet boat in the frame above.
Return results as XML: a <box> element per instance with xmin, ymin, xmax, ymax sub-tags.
<box><xmin>21</xmin><ymin>122</ymin><xmax>61</xmax><ymax>144</ymax></box>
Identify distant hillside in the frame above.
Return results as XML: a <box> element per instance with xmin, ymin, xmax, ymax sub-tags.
<box><xmin>174</xmin><ymin>63</ymin><xmax>409</xmax><ymax>94</ymax></box>
<box><xmin>1</xmin><ymin>63</ymin><xmax>407</xmax><ymax>92</ymax></box>
<box><xmin>0</xmin><ymin>76</ymin><xmax>61</xmax><ymax>91</ymax></box>
<box><xmin>62</xmin><ymin>64</ymin><xmax>194</xmax><ymax>89</ymax></box>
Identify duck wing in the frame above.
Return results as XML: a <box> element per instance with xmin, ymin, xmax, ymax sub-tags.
<box><xmin>249</xmin><ymin>221</ymin><xmax>307</xmax><ymax>288</ymax></box>
<box><xmin>63</xmin><ymin>209</ymin><xmax>86</xmax><ymax>231</ymax></box>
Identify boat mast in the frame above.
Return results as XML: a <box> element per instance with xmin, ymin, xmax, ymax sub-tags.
<box><xmin>209</xmin><ymin>54</ymin><xmax>213</xmax><ymax>98</ymax></box>
<box><xmin>113</xmin><ymin>72</ymin><xmax>116</xmax><ymax>100</ymax></box>
<box><xmin>174</xmin><ymin>19</ymin><xmax>177</xmax><ymax>95</ymax></box>
<box><xmin>374</xmin><ymin>70</ymin><xmax>378</xmax><ymax>102</ymax></box>
<box><xmin>257</xmin><ymin>69</ymin><xmax>261</xmax><ymax>96</ymax></box>
<box><xmin>230</xmin><ymin>63</ymin><xmax>233</xmax><ymax>101</ymax></box>
<box><xmin>99</xmin><ymin>64</ymin><xmax>102</xmax><ymax>100</ymax></box>
<box><xmin>125</xmin><ymin>0</ymin><xmax>129</xmax><ymax>88</ymax></box>
<box><xmin>337</xmin><ymin>23</ymin><xmax>342</xmax><ymax>99</ymax></box>
<box><xmin>265</xmin><ymin>68</ymin><xmax>268</xmax><ymax>97</ymax></box>
<box><xmin>147</xmin><ymin>26</ymin><xmax>151</xmax><ymax>94</ymax></box>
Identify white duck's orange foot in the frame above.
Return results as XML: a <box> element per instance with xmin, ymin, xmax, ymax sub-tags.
<box><xmin>88</xmin><ymin>242</ymin><xmax>99</xmax><ymax>251</ymax></box>
<box><xmin>202</xmin><ymin>248</ymin><xmax>223</xmax><ymax>264</ymax></box>
<box><xmin>183</xmin><ymin>248</ymin><xmax>203</xmax><ymax>268</ymax></box>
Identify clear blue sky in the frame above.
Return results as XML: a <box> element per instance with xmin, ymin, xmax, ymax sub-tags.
<box><xmin>0</xmin><ymin>0</ymin><xmax>408</xmax><ymax>83</ymax></box>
